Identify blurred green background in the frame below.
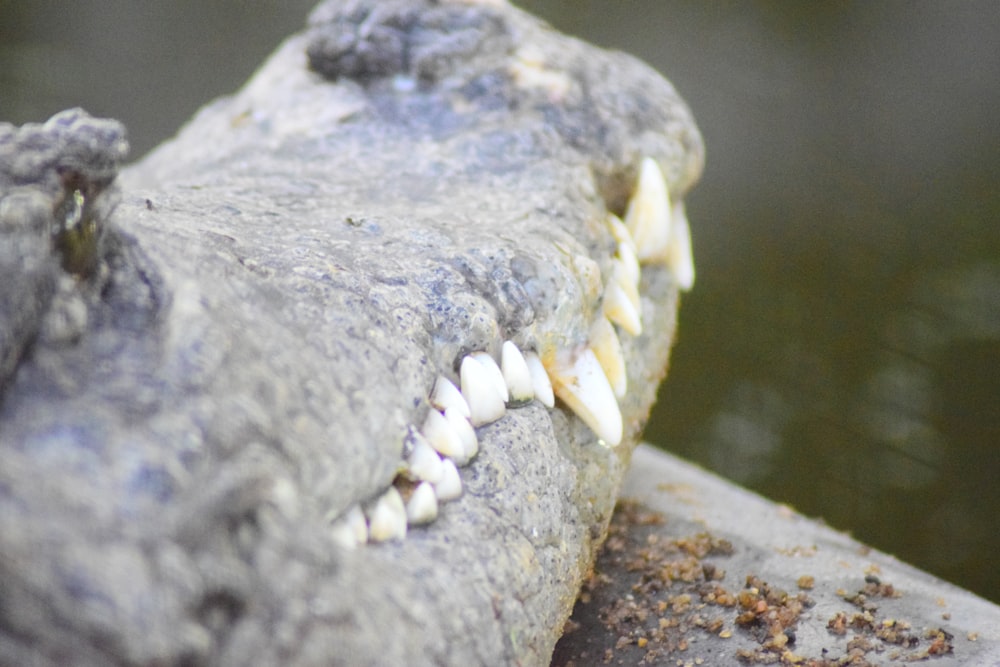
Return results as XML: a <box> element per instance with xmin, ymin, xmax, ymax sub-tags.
<box><xmin>3</xmin><ymin>1</ymin><xmax>999</xmax><ymax>603</ymax></box>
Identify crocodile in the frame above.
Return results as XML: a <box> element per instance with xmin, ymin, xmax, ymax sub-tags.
<box><xmin>0</xmin><ymin>1</ymin><xmax>702</xmax><ymax>664</ymax></box>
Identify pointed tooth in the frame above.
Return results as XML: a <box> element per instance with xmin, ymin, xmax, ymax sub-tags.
<box><xmin>461</xmin><ymin>355</ymin><xmax>507</xmax><ymax>426</ymax></box>
<box><xmin>611</xmin><ymin>257</ymin><xmax>641</xmax><ymax>313</ymax></box>
<box><xmin>444</xmin><ymin>406</ymin><xmax>478</xmax><ymax>465</ymax></box>
<box><xmin>606</xmin><ymin>212</ymin><xmax>637</xmax><ymax>253</ymax></box>
<box><xmin>347</xmin><ymin>505</ymin><xmax>369</xmax><ymax>541</ymax></box>
<box><xmin>330</xmin><ymin>505</ymin><xmax>368</xmax><ymax>549</ymax></box>
<box><xmin>624</xmin><ymin>157</ymin><xmax>672</xmax><ymax>264</ymax></box>
<box><xmin>548</xmin><ymin>348</ymin><xmax>623</xmax><ymax>447</ymax></box>
<box><xmin>615</xmin><ymin>241</ymin><xmax>641</xmax><ymax>291</ymax></box>
<box><xmin>406</xmin><ymin>482</ymin><xmax>439</xmax><ymax>525</ymax></box>
<box><xmin>668</xmin><ymin>200</ymin><xmax>695</xmax><ymax>291</ymax></box>
<box><xmin>470</xmin><ymin>351</ymin><xmax>509</xmax><ymax>403</ymax></box>
<box><xmin>501</xmin><ymin>341</ymin><xmax>535</xmax><ymax>404</ymax></box>
<box><xmin>589</xmin><ymin>317</ymin><xmax>627</xmax><ymax>399</ymax></box>
<box><xmin>429</xmin><ymin>375</ymin><xmax>471</xmax><ymax>420</ymax></box>
<box><xmin>434</xmin><ymin>458</ymin><xmax>463</xmax><ymax>502</ymax></box>
<box><xmin>603</xmin><ymin>281</ymin><xmax>643</xmax><ymax>336</ymax></box>
<box><xmin>367</xmin><ymin>487</ymin><xmax>407</xmax><ymax>542</ymax></box>
<box><xmin>422</xmin><ymin>409</ymin><xmax>467</xmax><ymax>462</ymax></box>
<box><xmin>524</xmin><ymin>351</ymin><xmax>555</xmax><ymax>408</ymax></box>
<box><xmin>406</xmin><ymin>432</ymin><xmax>445</xmax><ymax>483</ymax></box>
<box><xmin>330</xmin><ymin>524</ymin><xmax>357</xmax><ymax>550</ymax></box>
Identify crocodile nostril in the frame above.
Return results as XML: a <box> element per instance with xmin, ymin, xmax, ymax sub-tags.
<box><xmin>196</xmin><ymin>588</ymin><xmax>247</xmax><ymax>636</ymax></box>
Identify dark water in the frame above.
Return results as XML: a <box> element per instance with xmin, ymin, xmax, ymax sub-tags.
<box><xmin>3</xmin><ymin>1</ymin><xmax>999</xmax><ymax>604</ymax></box>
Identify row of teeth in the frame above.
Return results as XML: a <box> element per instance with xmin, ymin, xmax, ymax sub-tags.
<box><xmin>329</xmin><ymin>157</ymin><xmax>694</xmax><ymax>547</ymax></box>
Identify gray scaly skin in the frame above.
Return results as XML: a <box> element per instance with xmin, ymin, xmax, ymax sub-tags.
<box><xmin>0</xmin><ymin>1</ymin><xmax>702</xmax><ymax>665</ymax></box>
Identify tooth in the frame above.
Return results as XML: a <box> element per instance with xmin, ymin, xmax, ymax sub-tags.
<box><xmin>606</xmin><ymin>212</ymin><xmax>637</xmax><ymax>253</ymax></box>
<box><xmin>434</xmin><ymin>458</ymin><xmax>463</xmax><ymax>502</ymax></box>
<box><xmin>406</xmin><ymin>481</ymin><xmax>439</xmax><ymax>525</ymax></box>
<box><xmin>470</xmin><ymin>351</ymin><xmax>509</xmax><ymax>403</ymax></box>
<box><xmin>406</xmin><ymin>432</ymin><xmax>445</xmax><ymax>483</ymax></box>
<box><xmin>429</xmin><ymin>375</ymin><xmax>471</xmax><ymax>420</ymax></box>
<box><xmin>422</xmin><ymin>409</ymin><xmax>467</xmax><ymax>462</ymax></box>
<box><xmin>589</xmin><ymin>317</ymin><xmax>627</xmax><ymax>399</ymax></box>
<box><xmin>570</xmin><ymin>253</ymin><xmax>604</xmax><ymax>302</ymax></box>
<box><xmin>367</xmin><ymin>487</ymin><xmax>407</xmax><ymax>542</ymax></box>
<box><xmin>524</xmin><ymin>351</ymin><xmax>555</xmax><ymax>408</ymax></box>
<box><xmin>668</xmin><ymin>200</ymin><xmax>695</xmax><ymax>291</ymax></box>
<box><xmin>460</xmin><ymin>355</ymin><xmax>507</xmax><ymax>426</ymax></box>
<box><xmin>610</xmin><ymin>257</ymin><xmax>641</xmax><ymax>313</ymax></box>
<box><xmin>624</xmin><ymin>157</ymin><xmax>672</xmax><ymax>264</ymax></box>
<box><xmin>501</xmin><ymin>341</ymin><xmax>535</xmax><ymax>404</ymax></box>
<box><xmin>615</xmin><ymin>241</ymin><xmax>641</xmax><ymax>291</ymax></box>
<box><xmin>330</xmin><ymin>505</ymin><xmax>368</xmax><ymax>549</ymax></box>
<box><xmin>603</xmin><ymin>281</ymin><xmax>642</xmax><ymax>336</ymax></box>
<box><xmin>444</xmin><ymin>406</ymin><xmax>479</xmax><ymax>465</ymax></box>
<box><xmin>547</xmin><ymin>348</ymin><xmax>623</xmax><ymax>447</ymax></box>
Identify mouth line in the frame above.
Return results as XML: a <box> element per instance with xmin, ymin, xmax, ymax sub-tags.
<box><xmin>335</xmin><ymin>153</ymin><xmax>696</xmax><ymax>544</ymax></box>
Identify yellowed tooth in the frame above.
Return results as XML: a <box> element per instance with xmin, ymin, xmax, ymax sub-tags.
<box><xmin>367</xmin><ymin>487</ymin><xmax>407</xmax><ymax>542</ymax></box>
<box><xmin>429</xmin><ymin>376</ymin><xmax>471</xmax><ymax>420</ymax></box>
<box><xmin>547</xmin><ymin>348</ymin><xmax>623</xmax><ymax>447</ymax></box>
<box><xmin>460</xmin><ymin>355</ymin><xmax>507</xmax><ymax>426</ymax></box>
<box><xmin>606</xmin><ymin>212</ymin><xmax>637</xmax><ymax>253</ymax></box>
<box><xmin>434</xmin><ymin>458</ymin><xmax>463</xmax><ymax>502</ymax></box>
<box><xmin>501</xmin><ymin>341</ymin><xmax>535</xmax><ymax>404</ymax></box>
<box><xmin>610</xmin><ymin>257</ymin><xmax>641</xmax><ymax>313</ymax></box>
<box><xmin>624</xmin><ymin>157</ymin><xmax>672</xmax><ymax>264</ymax></box>
<box><xmin>603</xmin><ymin>281</ymin><xmax>642</xmax><ymax>336</ymax></box>
<box><xmin>406</xmin><ymin>481</ymin><xmax>439</xmax><ymax>525</ymax></box>
<box><xmin>668</xmin><ymin>200</ymin><xmax>695</xmax><ymax>291</ymax></box>
<box><xmin>615</xmin><ymin>241</ymin><xmax>641</xmax><ymax>291</ymax></box>
<box><xmin>589</xmin><ymin>317</ymin><xmax>627</xmax><ymax>399</ymax></box>
<box><xmin>524</xmin><ymin>350</ymin><xmax>555</xmax><ymax>408</ymax></box>
<box><xmin>421</xmin><ymin>409</ymin><xmax>467</xmax><ymax>462</ymax></box>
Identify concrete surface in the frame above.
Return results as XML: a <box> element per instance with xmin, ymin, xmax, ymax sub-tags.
<box><xmin>553</xmin><ymin>444</ymin><xmax>1000</xmax><ymax>666</ymax></box>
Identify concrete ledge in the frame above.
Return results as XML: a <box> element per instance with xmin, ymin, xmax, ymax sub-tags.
<box><xmin>553</xmin><ymin>444</ymin><xmax>1000</xmax><ymax>666</ymax></box>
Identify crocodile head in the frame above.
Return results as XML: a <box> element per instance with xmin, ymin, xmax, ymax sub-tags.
<box><xmin>0</xmin><ymin>1</ymin><xmax>702</xmax><ymax>664</ymax></box>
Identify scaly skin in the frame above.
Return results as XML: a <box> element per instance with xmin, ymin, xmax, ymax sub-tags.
<box><xmin>0</xmin><ymin>1</ymin><xmax>702</xmax><ymax>664</ymax></box>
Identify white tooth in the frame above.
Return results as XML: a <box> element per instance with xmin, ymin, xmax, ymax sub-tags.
<box><xmin>624</xmin><ymin>157</ymin><xmax>672</xmax><ymax>264</ymax></box>
<box><xmin>470</xmin><ymin>351</ymin><xmax>509</xmax><ymax>403</ymax></box>
<box><xmin>547</xmin><ymin>348</ymin><xmax>623</xmax><ymax>447</ymax></box>
<box><xmin>668</xmin><ymin>200</ymin><xmax>695</xmax><ymax>291</ymax></box>
<box><xmin>330</xmin><ymin>524</ymin><xmax>360</xmax><ymax>550</ymax></box>
<box><xmin>346</xmin><ymin>505</ymin><xmax>368</xmax><ymax>541</ymax></box>
<box><xmin>460</xmin><ymin>355</ymin><xmax>507</xmax><ymax>426</ymax></box>
<box><xmin>524</xmin><ymin>351</ymin><xmax>555</xmax><ymax>408</ymax></box>
<box><xmin>444</xmin><ymin>406</ymin><xmax>478</xmax><ymax>465</ymax></box>
<box><xmin>615</xmin><ymin>242</ymin><xmax>641</xmax><ymax>291</ymax></box>
<box><xmin>407</xmin><ymin>433</ymin><xmax>445</xmax><ymax>483</ymax></box>
<box><xmin>603</xmin><ymin>281</ymin><xmax>642</xmax><ymax>336</ymax></box>
<box><xmin>406</xmin><ymin>482</ymin><xmax>439</xmax><ymax>525</ymax></box>
<box><xmin>611</xmin><ymin>257</ymin><xmax>641</xmax><ymax>313</ymax></box>
<box><xmin>434</xmin><ymin>458</ymin><xmax>463</xmax><ymax>502</ymax></box>
<box><xmin>429</xmin><ymin>375</ymin><xmax>471</xmax><ymax>420</ymax></box>
<box><xmin>367</xmin><ymin>487</ymin><xmax>407</xmax><ymax>542</ymax></box>
<box><xmin>422</xmin><ymin>408</ymin><xmax>467</xmax><ymax>462</ymax></box>
<box><xmin>606</xmin><ymin>212</ymin><xmax>637</xmax><ymax>253</ymax></box>
<box><xmin>501</xmin><ymin>341</ymin><xmax>535</xmax><ymax>404</ymax></box>
<box><xmin>589</xmin><ymin>317</ymin><xmax>627</xmax><ymax>399</ymax></box>
<box><xmin>330</xmin><ymin>505</ymin><xmax>368</xmax><ymax>549</ymax></box>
